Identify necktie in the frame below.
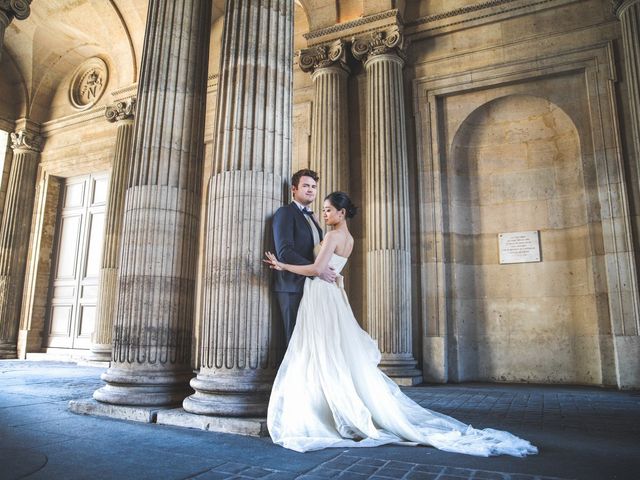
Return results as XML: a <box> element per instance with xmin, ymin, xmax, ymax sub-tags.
<box><xmin>302</xmin><ymin>208</ymin><xmax>320</xmax><ymax>245</ymax></box>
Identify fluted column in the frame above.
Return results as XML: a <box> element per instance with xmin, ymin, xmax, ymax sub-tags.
<box><xmin>183</xmin><ymin>0</ymin><xmax>293</xmax><ymax>417</ymax></box>
<box><xmin>614</xmin><ymin>1</ymin><xmax>640</xmax><ymax>186</ymax></box>
<box><xmin>352</xmin><ymin>27</ymin><xmax>422</xmax><ymax>385</ymax></box>
<box><xmin>0</xmin><ymin>1</ymin><xmax>31</xmax><ymax>61</ymax></box>
<box><xmin>88</xmin><ymin>99</ymin><xmax>136</xmax><ymax>362</ymax></box>
<box><xmin>299</xmin><ymin>40</ymin><xmax>350</xmax><ymax>213</ymax></box>
<box><xmin>93</xmin><ymin>0</ymin><xmax>211</xmax><ymax>406</ymax></box>
<box><xmin>0</xmin><ymin>126</ymin><xmax>42</xmax><ymax>359</ymax></box>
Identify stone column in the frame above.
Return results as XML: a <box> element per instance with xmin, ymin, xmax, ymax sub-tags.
<box><xmin>88</xmin><ymin>99</ymin><xmax>136</xmax><ymax>362</ymax></box>
<box><xmin>614</xmin><ymin>1</ymin><xmax>640</xmax><ymax>186</ymax></box>
<box><xmin>0</xmin><ymin>1</ymin><xmax>31</xmax><ymax>61</ymax></box>
<box><xmin>0</xmin><ymin>126</ymin><xmax>42</xmax><ymax>358</ymax></box>
<box><xmin>299</xmin><ymin>40</ymin><xmax>350</xmax><ymax>212</ymax></box>
<box><xmin>352</xmin><ymin>27</ymin><xmax>422</xmax><ymax>385</ymax></box>
<box><xmin>93</xmin><ymin>0</ymin><xmax>211</xmax><ymax>406</ymax></box>
<box><xmin>183</xmin><ymin>0</ymin><xmax>293</xmax><ymax>417</ymax></box>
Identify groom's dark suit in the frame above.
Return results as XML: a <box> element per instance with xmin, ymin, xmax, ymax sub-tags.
<box><xmin>273</xmin><ymin>202</ymin><xmax>323</xmax><ymax>344</ymax></box>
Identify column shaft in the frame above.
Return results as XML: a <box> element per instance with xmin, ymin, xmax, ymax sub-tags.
<box><xmin>617</xmin><ymin>1</ymin><xmax>640</xmax><ymax>198</ymax></box>
<box><xmin>300</xmin><ymin>41</ymin><xmax>350</xmax><ymax>212</ymax></box>
<box><xmin>184</xmin><ymin>0</ymin><xmax>293</xmax><ymax>417</ymax></box>
<box><xmin>89</xmin><ymin>100</ymin><xmax>135</xmax><ymax>361</ymax></box>
<box><xmin>353</xmin><ymin>28</ymin><xmax>422</xmax><ymax>385</ymax></box>
<box><xmin>94</xmin><ymin>0</ymin><xmax>211</xmax><ymax>406</ymax></box>
<box><xmin>0</xmin><ymin>129</ymin><xmax>41</xmax><ymax>358</ymax></box>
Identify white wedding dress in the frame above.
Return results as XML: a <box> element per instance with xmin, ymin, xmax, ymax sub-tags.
<box><xmin>267</xmin><ymin>253</ymin><xmax>538</xmax><ymax>457</ymax></box>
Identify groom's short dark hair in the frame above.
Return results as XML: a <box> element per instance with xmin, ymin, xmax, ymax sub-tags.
<box><xmin>291</xmin><ymin>169</ymin><xmax>319</xmax><ymax>188</ymax></box>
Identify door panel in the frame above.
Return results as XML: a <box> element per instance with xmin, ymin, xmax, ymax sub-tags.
<box><xmin>46</xmin><ymin>173</ymin><xmax>108</xmax><ymax>350</ymax></box>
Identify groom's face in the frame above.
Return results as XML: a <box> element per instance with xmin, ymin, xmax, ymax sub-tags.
<box><xmin>292</xmin><ymin>175</ymin><xmax>317</xmax><ymax>206</ymax></box>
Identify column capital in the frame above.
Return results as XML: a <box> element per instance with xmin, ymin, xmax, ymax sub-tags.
<box><xmin>299</xmin><ymin>40</ymin><xmax>349</xmax><ymax>75</ymax></box>
<box><xmin>10</xmin><ymin>129</ymin><xmax>42</xmax><ymax>153</ymax></box>
<box><xmin>105</xmin><ymin>97</ymin><xmax>137</xmax><ymax>123</ymax></box>
<box><xmin>0</xmin><ymin>0</ymin><xmax>32</xmax><ymax>22</ymax></box>
<box><xmin>351</xmin><ymin>26</ymin><xmax>406</xmax><ymax>65</ymax></box>
<box><xmin>612</xmin><ymin>0</ymin><xmax>640</xmax><ymax>16</ymax></box>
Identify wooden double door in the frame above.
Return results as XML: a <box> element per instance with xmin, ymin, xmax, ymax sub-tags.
<box><xmin>45</xmin><ymin>173</ymin><xmax>108</xmax><ymax>350</ymax></box>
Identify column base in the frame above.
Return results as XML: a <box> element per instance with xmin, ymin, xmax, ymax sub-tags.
<box><xmin>183</xmin><ymin>369</ymin><xmax>274</xmax><ymax>417</ymax></box>
<box><xmin>380</xmin><ymin>354</ymin><xmax>423</xmax><ymax>386</ymax></box>
<box><xmin>0</xmin><ymin>342</ymin><xmax>18</xmax><ymax>359</ymax></box>
<box><xmin>87</xmin><ymin>343</ymin><xmax>112</xmax><ymax>362</ymax></box>
<box><xmin>93</xmin><ymin>366</ymin><xmax>193</xmax><ymax>407</ymax></box>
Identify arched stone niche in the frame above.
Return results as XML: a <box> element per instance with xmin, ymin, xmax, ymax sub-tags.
<box><xmin>447</xmin><ymin>94</ymin><xmax>601</xmax><ymax>384</ymax></box>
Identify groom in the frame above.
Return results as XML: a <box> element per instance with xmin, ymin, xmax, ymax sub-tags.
<box><xmin>273</xmin><ymin>169</ymin><xmax>337</xmax><ymax>345</ymax></box>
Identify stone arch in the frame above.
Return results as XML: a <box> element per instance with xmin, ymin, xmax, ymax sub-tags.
<box><xmin>446</xmin><ymin>93</ymin><xmax>604</xmax><ymax>385</ymax></box>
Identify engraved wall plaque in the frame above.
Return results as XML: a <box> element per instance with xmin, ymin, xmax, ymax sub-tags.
<box><xmin>498</xmin><ymin>231</ymin><xmax>541</xmax><ymax>264</ymax></box>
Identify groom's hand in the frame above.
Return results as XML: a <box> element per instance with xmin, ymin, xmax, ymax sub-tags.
<box><xmin>318</xmin><ymin>266</ymin><xmax>337</xmax><ymax>284</ymax></box>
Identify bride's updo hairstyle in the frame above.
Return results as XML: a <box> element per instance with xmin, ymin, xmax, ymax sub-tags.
<box><xmin>325</xmin><ymin>192</ymin><xmax>357</xmax><ymax>219</ymax></box>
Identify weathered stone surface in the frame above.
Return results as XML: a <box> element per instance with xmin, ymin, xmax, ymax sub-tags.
<box><xmin>184</xmin><ymin>0</ymin><xmax>293</xmax><ymax>417</ymax></box>
<box><xmin>156</xmin><ymin>409</ymin><xmax>268</xmax><ymax>437</ymax></box>
<box><xmin>89</xmin><ymin>98</ymin><xmax>135</xmax><ymax>362</ymax></box>
<box><xmin>94</xmin><ymin>0</ymin><xmax>211</xmax><ymax>406</ymax></box>
<box><xmin>69</xmin><ymin>398</ymin><xmax>163</xmax><ymax>423</ymax></box>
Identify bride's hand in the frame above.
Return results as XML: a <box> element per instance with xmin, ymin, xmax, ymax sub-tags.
<box><xmin>263</xmin><ymin>251</ymin><xmax>284</xmax><ymax>271</ymax></box>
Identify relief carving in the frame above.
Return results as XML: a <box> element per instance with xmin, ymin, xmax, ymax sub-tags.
<box><xmin>105</xmin><ymin>97</ymin><xmax>137</xmax><ymax>123</ymax></box>
<box><xmin>69</xmin><ymin>58</ymin><xmax>109</xmax><ymax>110</ymax></box>
<box><xmin>10</xmin><ymin>129</ymin><xmax>42</xmax><ymax>153</ymax></box>
<box><xmin>299</xmin><ymin>39</ymin><xmax>349</xmax><ymax>73</ymax></box>
<box><xmin>352</xmin><ymin>26</ymin><xmax>406</xmax><ymax>63</ymax></box>
<box><xmin>0</xmin><ymin>0</ymin><xmax>32</xmax><ymax>21</ymax></box>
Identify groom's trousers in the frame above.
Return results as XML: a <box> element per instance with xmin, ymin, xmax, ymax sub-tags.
<box><xmin>275</xmin><ymin>292</ymin><xmax>303</xmax><ymax>346</ymax></box>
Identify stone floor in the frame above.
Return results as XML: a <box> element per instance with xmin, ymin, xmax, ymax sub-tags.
<box><xmin>1</xmin><ymin>360</ymin><xmax>639</xmax><ymax>480</ymax></box>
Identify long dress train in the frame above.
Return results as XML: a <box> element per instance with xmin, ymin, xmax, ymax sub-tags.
<box><xmin>267</xmin><ymin>254</ymin><xmax>538</xmax><ymax>457</ymax></box>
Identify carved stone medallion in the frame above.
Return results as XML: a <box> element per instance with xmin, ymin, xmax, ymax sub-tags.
<box><xmin>69</xmin><ymin>57</ymin><xmax>109</xmax><ymax>110</ymax></box>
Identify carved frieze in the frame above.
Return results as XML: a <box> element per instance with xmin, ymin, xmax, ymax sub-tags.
<box><xmin>352</xmin><ymin>26</ymin><xmax>406</xmax><ymax>64</ymax></box>
<box><xmin>105</xmin><ymin>97</ymin><xmax>137</xmax><ymax>123</ymax></box>
<box><xmin>10</xmin><ymin>129</ymin><xmax>42</xmax><ymax>153</ymax></box>
<box><xmin>69</xmin><ymin>58</ymin><xmax>109</xmax><ymax>110</ymax></box>
<box><xmin>299</xmin><ymin>39</ymin><xmax>349</xmax><ymax>73</ymax></box>
<box><xmin>0</xmin><ymin>0</ymin><xmax>32</xmax><ymax>22</ymax></box>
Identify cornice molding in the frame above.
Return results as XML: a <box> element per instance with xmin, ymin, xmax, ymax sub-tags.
<box><xmin>40</xmin><ymin>105</ymin><xmax>107</xmax><ymax>135</ymax></box>
<box><xmin>304</xmin><ymin>10</ymin><xmax>400</xmax><ymax>41</ymax></box>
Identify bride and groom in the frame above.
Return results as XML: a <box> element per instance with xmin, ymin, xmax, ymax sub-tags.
<box><xmin>265</xmin><ymin>169</ymin><xmax>537</xmax><ymax>457</ymax></box>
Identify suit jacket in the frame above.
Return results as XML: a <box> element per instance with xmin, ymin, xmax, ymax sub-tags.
<box><xmin>272</xmin><ymin>202</ymin><xmax>323</xmax><ymax>293</ymax></box>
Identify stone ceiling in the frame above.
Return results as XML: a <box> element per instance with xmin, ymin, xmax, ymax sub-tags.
<box><xmin>0</xmin><ymin>0</ymin><xmax>486</xmax><ymax>124</ymax></box>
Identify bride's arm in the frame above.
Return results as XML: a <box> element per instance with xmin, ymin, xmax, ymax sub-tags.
<box><xmin>265</xmin><ymin>232</ymin><xmax>339</xmax><ymax>276</ymax></box>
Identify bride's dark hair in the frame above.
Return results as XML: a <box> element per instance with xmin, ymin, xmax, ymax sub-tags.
<box><xmin>325</xmin><ymin>192</ymin><xmax>357</xmax><ymax>219</ymax></box>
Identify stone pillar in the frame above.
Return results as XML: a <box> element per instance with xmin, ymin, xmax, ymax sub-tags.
<box><xmin>352</xmin><ymin>27</ymin><xmax>422</xmax><ymax>385</ymax></box>
<box><xmin>93</xmin><ymin>0</ymin><xmax>211</xmax><ymax>406</ymax></box>
<box><xmin>88</xmin><ymin>99</ymin><xmax>136</xmax><ymax>362</ymax></box>
<box><xmin>0</xmin><ymin>1</ymin><xmax>31</xmax><ymax>61</ymax></box>
<box><xmin>614</xmin><ymin>1</ymin><xmax>640</xmax><ymax>184</ymax></box>
<box><xmin>613</xmin><ymin>0</ymin><xmax>640</xmax><ymax>389</ymax></box>
<box><xmin>299</xmin><ymin>40</ymin><xmax>350</xmax><ymax>212</ymax></box>
<box><xmin>183</xmin><ymin>0</ymin><xmax>293</xmax><ymax>417</ymax></box>
<box><xmin>0</xmin><ymin>125</ymin><xmax>42</xmax><ymax>359</ymax></box>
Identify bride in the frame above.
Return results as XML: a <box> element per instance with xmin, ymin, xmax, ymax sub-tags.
<box><xmin>263</xmin><ymin>192</ymin><xmax>537</xmax><ymax>457</ymax></box>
